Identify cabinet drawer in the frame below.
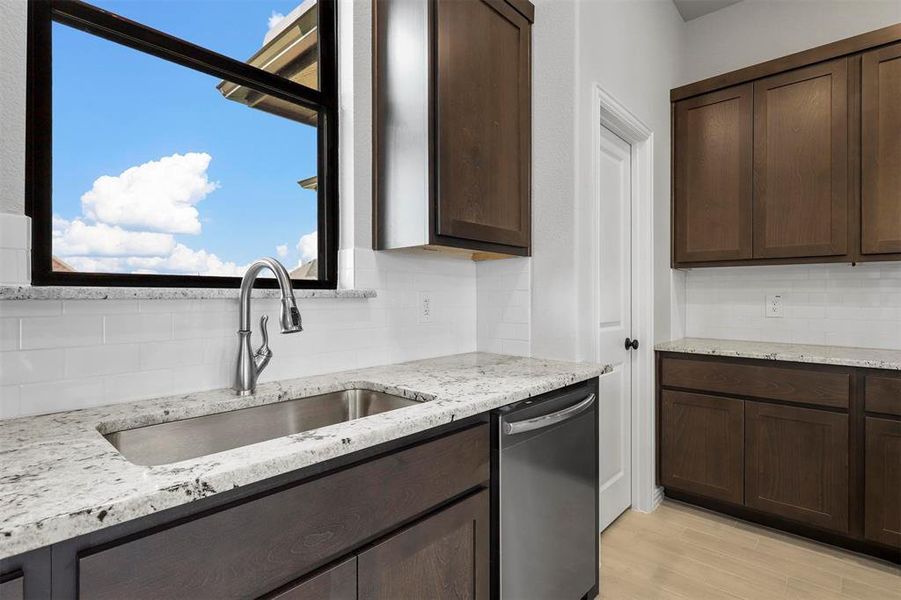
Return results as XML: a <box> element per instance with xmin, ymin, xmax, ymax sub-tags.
<box><xmin>78</xmin><ymin>424</ymin><xmax>490</xmax><ymax>600</ymax></box>
<box><xmin>660</xmin><ymin>357</ymin><xmax>849</xmax><ymax>409</ymax></box>
<box><xmin>865</xmin><ymin>375</ymin><xmax>901</xmax><ymax>417</ymax></box>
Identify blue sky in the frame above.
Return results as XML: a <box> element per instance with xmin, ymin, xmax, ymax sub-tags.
<box><xmin>51</xmin><ymin>1</ymin><xmax>319</xmax><ymax>276</ymax></box>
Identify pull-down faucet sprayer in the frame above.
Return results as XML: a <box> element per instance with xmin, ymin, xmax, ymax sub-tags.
<box><xmin>233</xmin><ymin>257</ymin><xmax>303</xmax><ymax>396</ymax></box>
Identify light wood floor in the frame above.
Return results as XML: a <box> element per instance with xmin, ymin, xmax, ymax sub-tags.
<box><xmin>600</xmin><ymin>501</ymin><xmax>901</xmax><ymax>600</ymax></box>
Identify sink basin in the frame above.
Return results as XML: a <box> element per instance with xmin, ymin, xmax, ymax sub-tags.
<box><xmin>104</xmin><ymin>389</ymin><xmax>421</xmax><ymax>466</ymax></box>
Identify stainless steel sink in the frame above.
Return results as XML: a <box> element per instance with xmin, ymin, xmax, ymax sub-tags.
<box><xmin>104</xmin><ymin>389</ymin><xmax>421</xmax><ymax>466</ymax></box>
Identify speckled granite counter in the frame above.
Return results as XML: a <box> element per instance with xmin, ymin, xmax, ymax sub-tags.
<box><xmin>0</xmin><ymin>352</ymin><xmax>609</xmax><ymax>560</ymax></box>
<box><xmin>655</xmin><ymin>338</ymin><xmax>901</xmax><ymax>371</ymax></box>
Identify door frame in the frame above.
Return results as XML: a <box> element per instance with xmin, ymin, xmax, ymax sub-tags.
<box><xmin>589</xmin><ymin>84</ymin><xmax>659</xmax><ymax>515</ymax></box>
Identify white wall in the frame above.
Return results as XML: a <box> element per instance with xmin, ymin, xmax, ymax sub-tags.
<box><xmin>676</xmin><ymin>0</ymin><xmax>901</xmax><ymax>350</ymax></box>
<box><xmin>529</xmin><ymin>0</ymin><xmax>684</xmax><ymax>362</ymax></box>
<box><xmin>679</xmin><ymin>0</ymin><xmax>901</xmax><ymax>85</ymax></box>
<box><xmin>476</xmin><ymin>258</ymin><xmax>531</xmax><ymax>356</ymax></box>
<box><xmin>0</xmin><ymin>0</ymin><xmax>27</xmax><ymax>216</ymax></box>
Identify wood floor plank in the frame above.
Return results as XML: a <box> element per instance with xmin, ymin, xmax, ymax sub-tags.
<box><xmin>600</xmin><ymin>501</ymin><xmax>901</xmax><ymax>600</ymax></box>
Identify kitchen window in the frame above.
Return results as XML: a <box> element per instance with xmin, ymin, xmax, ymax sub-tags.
<box><xmin>26</xmin><ymin>0</ymin><xmax>338</xmax><ymax>289</ymax></box>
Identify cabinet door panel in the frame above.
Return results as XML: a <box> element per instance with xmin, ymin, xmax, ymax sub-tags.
<box><xmin>661</xmin><ymin>391</ymin><xmax>744</xmax><ymax>504</ymax></box>
<box><xmin>435</xmin><ymin>0</ymin><xmax>530</xmax><ymax>249</ymax></box>
<box><xmin>753</xmin><ymin>59</ymin><xmax>849</xmax><ymax>258</ymax></box>
<box><xmin>861</xmin><ymin>42</ymin><xmax>901</xmax><ymax>255</ymax></box>
<box><xmin>674</xmin><ymin>84</ymin><xmax>753</xmax><ymax>263</ymax></box>
<box><xmin>358</xmin><ymin>490</ymin><xmax>489</xmax><ymax>600</ymax></box>
<box><xmin>746</xmin><ymin>403</ymin><xmax>849</xmax><ymax>533</ymax></box>
<box><xmin>270</xmin><ymin>558</ymin><xmax>356</xmax><ymax>600</ymax></box>
<box><xmin>865</xmin><ymin>417</ymin><xmax>901</xmax><ymax>549</ymax></box>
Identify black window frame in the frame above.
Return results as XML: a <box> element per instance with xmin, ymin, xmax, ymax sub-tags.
<box><xmin>25</xmin><ymin>0</ymin><xmax>339</xmax><ymax>290</ymax></box>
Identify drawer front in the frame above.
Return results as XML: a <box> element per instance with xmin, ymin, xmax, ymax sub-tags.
<box><xmin>661</xmin><ymin>357</ymin><xmax>849</xmax><ymax>409</ymax></box>
<box><xmin>79</xmin><ymin>424</ymin><xmax>490</xmax><ymax>600</ymax></box>
<box><xmin>865</xmin><ymin>375</ymin><xmax>901</xmax><ymax>417</ymax></box>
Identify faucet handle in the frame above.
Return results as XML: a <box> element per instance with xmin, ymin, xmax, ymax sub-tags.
<box><xmin>254</xmin><ymin>315</ymin><xmax>273</xmax><ymax>375</ymax></box>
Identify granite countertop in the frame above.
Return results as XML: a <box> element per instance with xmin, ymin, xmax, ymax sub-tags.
<box><xmin>655</xmin><ymin>338</ymin><xmax>901</xmax><ymax>371</ymax></box>
<box><xmin>0</xmin><ymin>352</ymin><xmax>609</xmax><ymax>560</ymax></box>
<box><xmin>0</xmin><ymin>285</ymin><xmax>376</xmax><ymax>301</ymax></box>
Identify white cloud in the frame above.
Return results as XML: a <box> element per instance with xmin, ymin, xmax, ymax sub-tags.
<box><xmin>267</xmin><ymin>11</ymin><xmax>286</xmax><ymax>35</ymax></box>
<box><xmin>80</xmin><ymin>152</ymin><xmax>218</xmax><ymax>235</ymax></box>
<box><xmin>297</xmin><ymin>230</ymin><xmax>317</xmax><ymax>264</ymax></box>
<box><xmin>126</xmin><ymin>244</ymin><xmax>249</xmax><ymax>277</ymax></box>
<box><xmin>53</xmin><ymin>218</ymin><xmax>176</xmax><ymax>257</ymax></box>
<box><xmin>276</xmin><ymin>244</ymin><xmax>289</xmax><ymax>258</ymax></box>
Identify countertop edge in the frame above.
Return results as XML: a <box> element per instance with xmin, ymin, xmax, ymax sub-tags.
<box><xmin>655</xmin><ymin>338</ymin><xmax>901</xmax><ymax>371</ymax></box>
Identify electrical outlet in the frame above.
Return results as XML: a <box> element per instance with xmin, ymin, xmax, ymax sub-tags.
<box><xmin>418</xmin><ymin>292</ymin><xmax>433</xmax><ymax>323</ymax></box>
<box><xmin>766</xmin><ymin>294</ymin><xmax>784</xmax><ymax>318</ymax></box>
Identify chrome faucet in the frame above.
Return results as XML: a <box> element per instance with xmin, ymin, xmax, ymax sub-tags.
<box><xmin>233</xmin><ymin>257</ymin><xmax>303</xmax><ymax>396</ymax></box>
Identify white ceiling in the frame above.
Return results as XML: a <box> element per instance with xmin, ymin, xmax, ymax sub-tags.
<box><xmin>672</xmin><ymin>0</ymin><xmax>743</xmax><ymax>21</ymax></box>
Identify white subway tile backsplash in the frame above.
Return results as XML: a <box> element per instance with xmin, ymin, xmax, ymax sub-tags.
<box><xmin>20</xmin><ymin>378</ymin><xmax>105</xmax><ymax>415</ymax></box>
<box><xmin>0</xmin><ymin>349</ymin><xmax>65</xmax><ymax>385</ymax></box>
<box><xmin>684</xmin><ymin>263</ymin><xmax>901</xmax><ymax>350</ymax></box>
<box><xmin>104</xmin><ymin>313</ymin><xmax>173</xmax><ymax>344</ymax></box>
<box><xmin>0</xmin><ymin>386</ymin><xmax>21</xmax><ymax>419</ymax></box>
<box><xmin>0</xmin><ymin>318</ymin><xmax>19</xmax><ymax>351</ymax></box>
<box><xmin>0</xmin><ymin>249</ymin><xmax>496</xmax><ymax>418</ymax></box>
<box><xmin>21</xmin><ymin>315</ymin><xmax>103</xmax><ymax>349</ymax></box>
<box><xmin>65</xmin><ymin>344</ymin><xmax>140</xmax><ymax>378</ymax></box>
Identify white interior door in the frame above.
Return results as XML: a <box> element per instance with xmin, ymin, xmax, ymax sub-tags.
<box><xmin>596</xmin><ymin>126</ymin><xmax>633</xmax><ymax>532</ymax></box>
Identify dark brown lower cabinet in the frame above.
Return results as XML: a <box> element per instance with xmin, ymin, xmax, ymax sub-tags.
<box><xmin>657</xmin><ymin>352</ymin><xmax>900</xmax><ymax>561</ymax></box>
<box><xmin>270</xmin><ymin>558</ymin><xmax>357</xmax><ymax>600</ymax></box>
<box><xmin>660</xmin><ymin>390</ymin><xmax>744</xmax><ymax>504</ymax></box>
<box><xmin>358</xmin><ymin>490</ymin><xmax>490</xmax><ymax>600</ymax></box>
<box><xmin>865</xmin><ymin>417</ymin><xmax>901</xmax><ymax>548</ymax></box>
<box><xmin>745</xmin><ymin>402</ymin><xmax>849</xmax><ymax>533</ymax></box>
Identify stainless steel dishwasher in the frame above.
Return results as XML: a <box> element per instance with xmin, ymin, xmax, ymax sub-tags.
<box><xmin>497</xmin><ymin>381</ymin><xmax>599</xmax><ymax>600</ymax></box>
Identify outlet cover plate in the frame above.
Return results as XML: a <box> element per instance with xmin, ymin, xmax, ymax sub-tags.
<box><xmin>766</xmin><ymin>294</ymin><xmax>784</xmax><ymax>318</ymax></box>
<box><xmin>418</xmin><ymin>291</ymin><xmax>434</xmax><ymax>323</ymax></box>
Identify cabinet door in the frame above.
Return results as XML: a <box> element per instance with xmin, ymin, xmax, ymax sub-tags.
<box><xmin>269</xmin><ymin>558</ymin><xmax>356</xmax><ymax>600</ymax></box>
<box><xmin>865</xmin><ymin>417</ymin><xmax>901</xmax><ymax>548</ymax></box>
<box><xmin>861</xmin><ymin>42</ymin><xmax>901</xmax><ymax>256</ymax></box>
<box><xmin>358</xmin><ymin>490</ymin><xmax>489</xmax><ymax>600</ymax></box>
<box><xmin>753</xmin><ymin>59</ymin><xmax>849</xmax><ymax>259</ymax></box>
<box><xmin>434</xmin><ymin>0</ymin><xmax>530</xmax><ymax>251</ymax></box>
<box><xmin>746</xmin><ymin>402</ymin><xmax>849</xmax><ymax>533</ymax></box>
<box><xmin>673</xmin><ymin>84</ymin><xmax>753</xmax><ymax>264</ymax></box>
<box><xmin>660</xmin><ymin>391</ymin><xmax>744</xmax><ymax>504</ymax></box>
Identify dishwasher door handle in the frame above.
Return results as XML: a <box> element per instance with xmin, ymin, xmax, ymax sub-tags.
<box><xmin>503</xmin><ymin>393</ymin><xmax>596</xmax><ymax>435</ymax></box>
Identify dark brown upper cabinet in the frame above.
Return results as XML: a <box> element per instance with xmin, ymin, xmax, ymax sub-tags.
<box><xmin>753</xmin><ymin>59</ymin><xmax>848</xmax><ymax>259</ymax></box>
<box><xmin>374</xmin><ymin>0</ymin><xmax>533</xmax><ymax>260</ymax></box>
<box><xmin>673</xmin><ymin>84</ymin><xmax>753</xmax><ymax>263</ymax></box>
<box><xmin>861</xmin><ymin>42</ymin><xmax>901</xmax><ymax>258</ymax></box>
<box><xmin>671</xmin><ymin>25</ymin><xmax>901</xmax><ymax>268</ymax></box>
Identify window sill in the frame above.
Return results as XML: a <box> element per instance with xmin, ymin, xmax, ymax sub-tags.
<box><xmin>0</xmin><ymin>286</ymin><xmax>376</xmax><ymax>301</ymax></box>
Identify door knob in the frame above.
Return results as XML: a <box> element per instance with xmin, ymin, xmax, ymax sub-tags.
<box><xmin>625</xmin><ymin>337</ymin><xmax>639</xmax><ymax>351</ymax></box>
